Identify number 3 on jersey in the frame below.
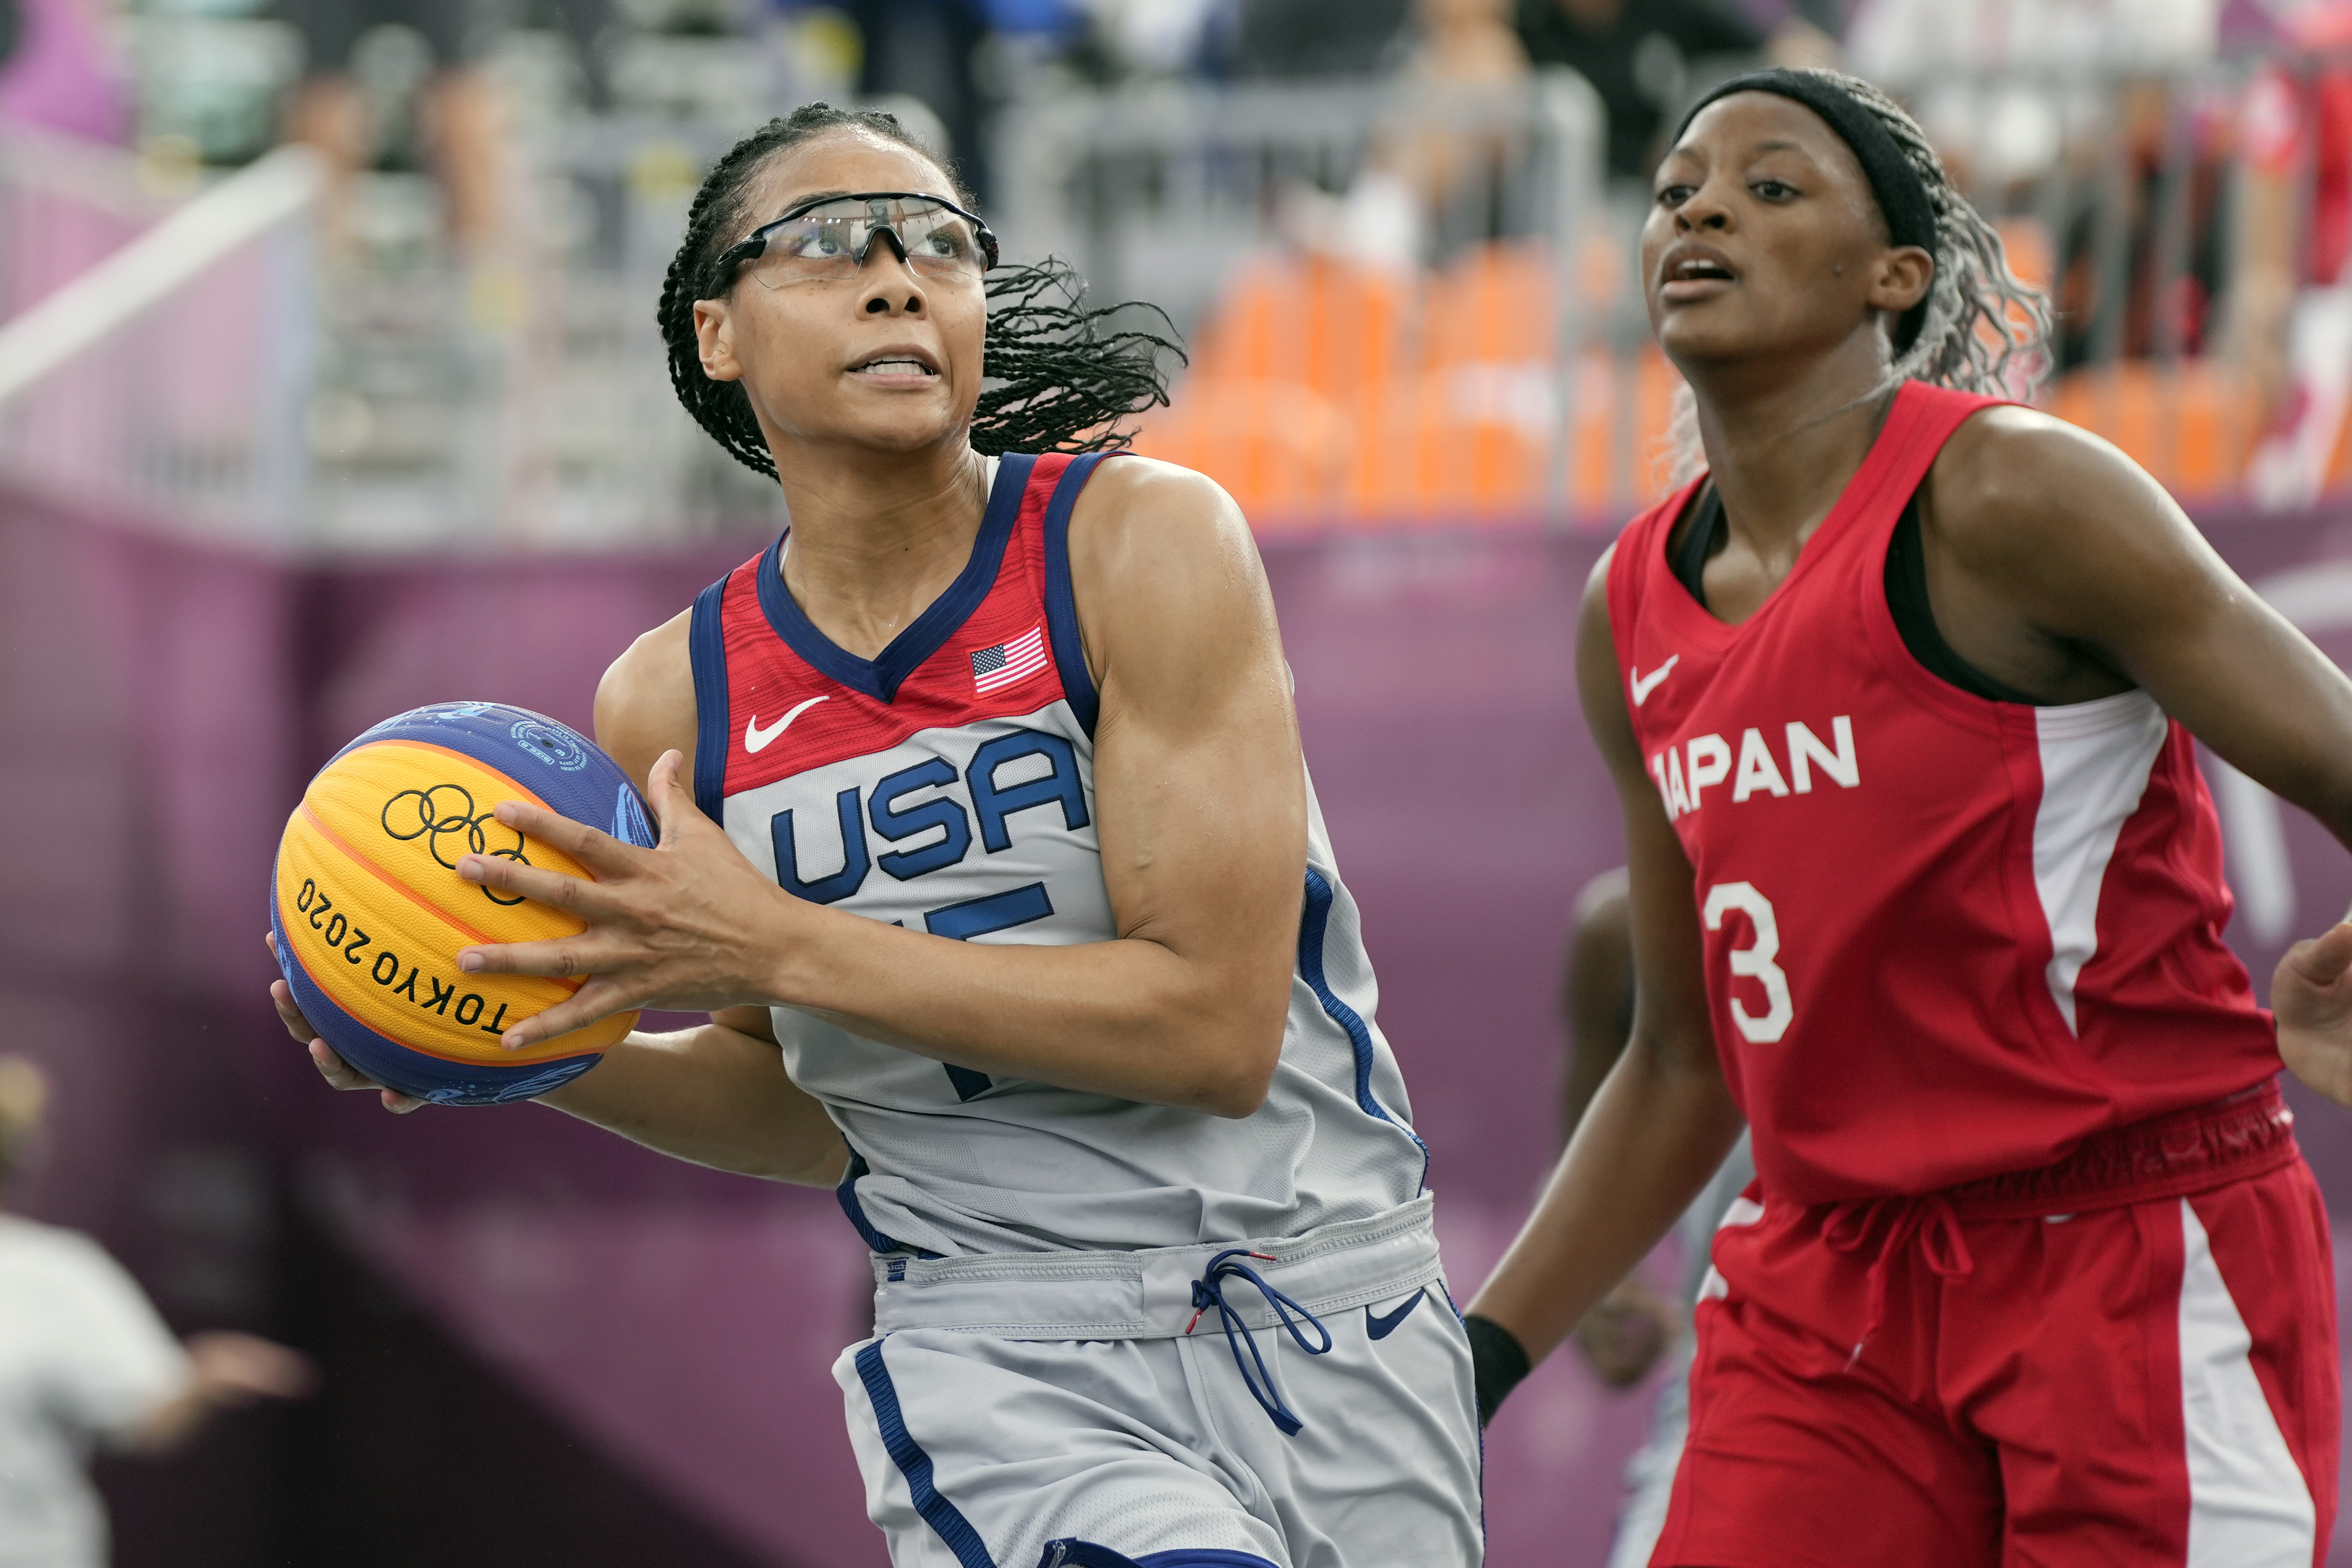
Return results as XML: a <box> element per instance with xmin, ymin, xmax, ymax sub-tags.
<box><xmin>1702</xmin><ymin>881</ymin><xmax>1793</xmax><ymax>1043</ymax></box>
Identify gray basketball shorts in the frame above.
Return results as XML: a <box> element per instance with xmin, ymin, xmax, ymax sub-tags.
<box><xmin>831</xmin><ymin>1194</ymin><xmax>1483</xmax><ymax>1568</ymax></box>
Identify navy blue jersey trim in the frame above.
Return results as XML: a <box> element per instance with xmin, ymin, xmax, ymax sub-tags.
<box><xmin>756</xmin><ymin>455</ymin><xmax>1037</xmax><ymax>704</ymax></box>
<box><xmin>1040</xmin><ymin>1545</ymin><xmax>1280</xmax><ymax>1568</ymax></box>
<box><xmin>1040</xmin><ymin>451</ymin><xmax>1111</xmax><ymax>737</ymax></box>
<box><xmin>688</xmin><ymin>576</ymin><xmax>732</xmax><ymax>825</ymax></box>
<box><xmin>1297</xmin><ymin>869</ymin><xmax>1391</xmax><ymax>1123</ymax></box>
<box><xmin>836</xmin><ymin>1151</ymin><xmax>938</xmax><ymax>1257</ymax></box>
<box><xmin>856</xmin><ymin>1337</ymin><xmax>997</xmax><ymax>1568</ymax></box>
<box><xmin>1297</xmin><ymin>869</ymin><xmax>1430</xmax><ymax>1186</ymax></box>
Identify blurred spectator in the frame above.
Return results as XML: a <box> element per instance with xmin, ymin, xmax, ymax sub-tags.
<box><xmin>278</xmin><ymin>0</ymin><xmax>510</xmax><ymax>254</ymax></box>
<box><xmin>1851</xmin><ymin>0</ymin><xmax>2227</xmax><ymax>373</ymax></box>
<box><xmin>0</xmin><ymin>1057</ymin><xmax>314</xmax><ymax>1568</ymax></box>
<box><xmin>846</xmin><ymin>0</ymin><xmax>988</xmax><ymax>181</ymax></box>
<box><xmin>1844</xmin><ymin>0</ymin><xmax>2218</xmax><ymax>216</ymax></box>
<box><xmin>1222</xmin><ymin>0</ymin><xmax>1414</xmax><ymax>78</ymax></box>
<box><xmin>1513</xmin><ymin>0</ymin><xmax>1833</xmax><ymax>182</ymax></box>
<box><xmin>2240</xmin><ymin>0</ymin><xmax>2352</xmax><ymax>505</ymax></box>
<box><xmin>1849</xmin><ymin>0</ymin><xmax>2219</xmax><ymax>88</ymax></box>
<box><xmin>1316</xmin><ymin>0</ymin><xmax>1529</xmax><ymax>268</ymax></box>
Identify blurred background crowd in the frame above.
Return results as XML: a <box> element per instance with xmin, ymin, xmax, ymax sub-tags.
<box><xmin>0</xmin><ymin>0</ymin><xmax>2348</xmax><ymax>549</ymax></box>
<box><xmin>1</xmin><ymin>1</ymin><xmax>2350</xmax><ymax>1565</ymax></box>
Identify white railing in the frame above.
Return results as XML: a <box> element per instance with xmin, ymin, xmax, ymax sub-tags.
<box><xmin>0</xmin><ymin>139</ymin><xmax>320</xmax><ymax>546</ymax></box>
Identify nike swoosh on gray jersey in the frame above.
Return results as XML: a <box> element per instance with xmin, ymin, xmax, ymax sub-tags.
<box><xmin>1366</xmin><ymin>1287</ymin><xmax>1426</xmax><ymax>1340</ymax></box>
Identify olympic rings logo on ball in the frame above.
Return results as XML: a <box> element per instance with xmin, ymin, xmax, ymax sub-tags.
<box><xmin>380</xmin><ymin>784</ymin><xmax>532</xmax><ymax>906</ymax></box>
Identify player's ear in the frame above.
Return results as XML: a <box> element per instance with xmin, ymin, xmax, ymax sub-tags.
<box><xmin>1870</xmin><ymin>245</ymin><xmax>1934</xmax><ymax>320</ymax></box>
<box><xmin>695</xmin><ymin>297</ymin><xmax>743</xmax><ymax>383</ymax></box>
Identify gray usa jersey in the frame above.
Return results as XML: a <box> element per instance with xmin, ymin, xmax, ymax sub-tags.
<box><xmin>686</xmin><ymin>453</ymin><xmax>1427</xmax><ymax>1256</ymax></box>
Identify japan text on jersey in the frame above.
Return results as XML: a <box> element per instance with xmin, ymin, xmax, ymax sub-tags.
<box><xmin>1607</xmin><ymin>382</ymin><xmax>2278</xmax><ymax>1206</ymax></box>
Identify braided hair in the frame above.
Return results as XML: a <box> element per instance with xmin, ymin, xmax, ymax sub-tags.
<box><xmin>1833</xmin><ymin>72</ymin><xmax>2052</xmax><ymax>398</ymax></box>
<box><xmin>656</xmin><ymin>104</ymin><xmax>1183</xmax><ymax>478</ymax></box>
<box><xmin>1662</xmin><ymin>70</ymin><xmax>2053</xmax><ymax>481</ymax></box>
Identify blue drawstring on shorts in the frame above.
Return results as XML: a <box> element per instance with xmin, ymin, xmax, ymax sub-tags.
<box><xmin>1183</xmin><ymin>1248</ymin><xmax>1333</xmax><ymax>1436</ymax></box>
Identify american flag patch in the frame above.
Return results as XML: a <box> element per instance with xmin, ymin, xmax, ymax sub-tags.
<box><xmin>971</xmin><ymin>625</ymin><xmax>1049</xmax><ymax>695</ymax></box>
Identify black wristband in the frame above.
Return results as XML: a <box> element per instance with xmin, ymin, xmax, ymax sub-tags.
<box><xmin>1464</xmin><ymin>1313</ymin><xmax>1531</xmax><ymax>1426</ymax></box>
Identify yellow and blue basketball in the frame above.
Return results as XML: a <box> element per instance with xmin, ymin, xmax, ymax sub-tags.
<box><xmin>269</xmin><ymin>702</ymin><xmax>657</xmax><ymax>1105</ymax></box>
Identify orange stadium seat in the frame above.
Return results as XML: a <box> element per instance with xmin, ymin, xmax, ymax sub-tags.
<box><xmin>1351</xmin><ymin>243</ymin><xmax>1560</xmax><ymax>520</ymax></box>
<box><xmin>1185</xmin><ymin>254</ymin><xmax>1413</xmax><ymax>412</ymax></box>
<box><xmin>1156</xmin><ymin>243</ymin><xmax>1707</xmax><ymax>525</ymax></box>
<box><xmin>2048</xmin><ymin>361</ymin><xmax>2254</xmax><ymax>500</ymax></box>
<box><xmin>1129</xmin><ymin>376</ymin><xmax>1355</xmax><ymax>530</ymax></box>
<box><xmin>1145</xmin><ymin>254</ymin><xmax>1417</xmax><ymax>525</ymax></box>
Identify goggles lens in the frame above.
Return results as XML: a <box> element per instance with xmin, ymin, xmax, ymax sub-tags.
<box><xmin>740</xmin><ymin>196</ymin><xmax>991</xmax><ymax>287</ymax></box>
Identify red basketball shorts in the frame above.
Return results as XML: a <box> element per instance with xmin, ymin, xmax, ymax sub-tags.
<box><xmin>1653</xmin><ymin>1083</ymin><xmax>2338</xmax><ymax>1568</ymax></box>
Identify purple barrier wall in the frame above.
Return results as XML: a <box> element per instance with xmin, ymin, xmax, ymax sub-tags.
<box><xmin>2</xmin><ymin>488</ymin><xmax>2349</xmax><ymax>1566</ymax></box>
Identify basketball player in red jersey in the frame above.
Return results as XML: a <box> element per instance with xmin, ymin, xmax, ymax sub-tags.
<box><xmin>1465</xmin><ymin>68</ymin><xmax>2352</xmax><ymax>1566</ymax></box>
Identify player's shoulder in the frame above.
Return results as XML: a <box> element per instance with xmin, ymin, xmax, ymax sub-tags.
<box><xmin>1065</xmin><ymin>454</ymin><xmax>1261</xmax><ymax>604</ymax></box>
<box><xmin>1584</xmin><ymin>541</ymin><xmax>1619</xmax><ymax>614</ymax></box>
<box><xmin>1067</xmin><ymin>454</ymin><xmax>1250</xmax><ymax>556</ymax></box>
<box><xmin>1925</xmin><ymin>403</ymin><xmax>2163</xmax><ymax>554</ymax></box>
<box><xmin>594</xmin><ymin>608</ymin><xmax>696</xmax><ymax>791</ymax></box>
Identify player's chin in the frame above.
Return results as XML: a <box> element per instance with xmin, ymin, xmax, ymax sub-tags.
<box><xmin>829</xmin><ymin>398</ymin><xmax>971</xmax><ymax>454</ymax></box>
<box><xmin>1650</xmin><ymin>306</ymin><xmax>1763</xmax><ymax>365</ymax></box>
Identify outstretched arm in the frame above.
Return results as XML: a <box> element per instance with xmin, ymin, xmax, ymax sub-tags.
<box><xmin>278</xmin><ymin>953</ymin><xmax>850</xmax><ymax>1184</ymax></box>
<box><xmin>450</xmin><ymin>459</ymin><xmax>1307</xmax><ymax>1119</ymax></box>
<box><xmin>1464</xmin><ymin>551</ymin><xmax>1746</xmax><ymax>1415</ymax></box>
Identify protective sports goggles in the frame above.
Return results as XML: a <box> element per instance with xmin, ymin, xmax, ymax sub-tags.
<box><xmin>713</xmin><ymin>192</ymin><xmax>999</xmax><ymax>291</ymax></box>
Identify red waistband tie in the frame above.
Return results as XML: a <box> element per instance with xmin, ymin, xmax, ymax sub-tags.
<box><xmin>1821</xmin><ymin>1194</ymin><xmax>1976</xmax><ymax>1368</ymax></box>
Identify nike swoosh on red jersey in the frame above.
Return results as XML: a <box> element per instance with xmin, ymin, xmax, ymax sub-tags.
<box><xmin>745</xmin><ymin>695</ymin><xmax>829</xmax><ymax>753</ymax></box>
<box><xmin>1630</xmin><ymin>655</ymin><xmax>1680</xmax><ymax>706</ymax></box>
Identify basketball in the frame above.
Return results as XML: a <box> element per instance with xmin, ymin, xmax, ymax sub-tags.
<box><xmin>269</xmin><ymin>702</ymin><xmax>658</xmax><ymax>1106</ymax></box>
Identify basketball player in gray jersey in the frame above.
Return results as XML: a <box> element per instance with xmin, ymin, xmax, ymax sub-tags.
<box><xmin>271</xmin><ymin>106</ymin><xmax>1481</xmax><ymax>1568</ymax></box>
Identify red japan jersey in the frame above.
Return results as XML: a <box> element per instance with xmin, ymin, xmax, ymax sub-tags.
<box><xmin>1608</xmin><ymin>380</ymin><xmax>2279</xmax><ymax>1204</ymax></box>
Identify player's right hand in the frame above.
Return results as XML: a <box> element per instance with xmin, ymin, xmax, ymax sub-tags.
<box><xmin>264</xmin><ymin>933</ymin><xmax>427</xmax><ymax>1114</ymax></box>
<box><xmin>2277</xmin><ymin>921</ymin><xmax>2352</xmax><ymax>1109</ymax></box>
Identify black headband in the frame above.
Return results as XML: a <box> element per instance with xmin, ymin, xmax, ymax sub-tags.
<box><xmin>1673</xmin><ymin>69</ymin><xmax>1937</xmax><ymax>352</ymax></box>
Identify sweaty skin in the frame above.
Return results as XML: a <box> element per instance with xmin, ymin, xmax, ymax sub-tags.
<box><xmin>274</xmin><ymin>130</ymin><xmax>1309</xmax><ymax>1176</ymax></box>
<box><xmin>1466</xmin><ymin>91</ymin><xmax>2352</xmax><ymax>1367</ymax></box>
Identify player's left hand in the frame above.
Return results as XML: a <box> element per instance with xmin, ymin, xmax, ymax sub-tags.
<box><xmin>2275</xmin><ymin>921</ymin><xmax>2352</xmax><ymax>1107</ymax></box>
<box><xmin>450</xmin><ymin>748</ymin><xmax>804</xmax><ymax>1050</ymax></box>
<box><xmin>1571</xmin><ymin>1274</ymin><xmax>1676</xmax><ymax>1387</ymax></box>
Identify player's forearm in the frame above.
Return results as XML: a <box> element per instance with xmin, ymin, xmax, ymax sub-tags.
<box><xmin>1468</xmin><ymin>1028</ymin><xmax>1745</xmax><ymax>1365</ymax></box>
<box><xmin>774</xmin><ymin>912</ymin><xmax>1290</xmax><ymax>1118</ymax></box>
<box><xmin>537</xmin><ymin>1022</ymin><xmax>848</xmax><ymax>1185</ymax></box>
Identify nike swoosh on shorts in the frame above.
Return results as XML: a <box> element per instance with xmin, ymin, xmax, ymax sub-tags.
<box><xmin>1366</xmin><ymin>1287</ymin><xmax>1425</xmax><ymax>1341</ymax></box>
